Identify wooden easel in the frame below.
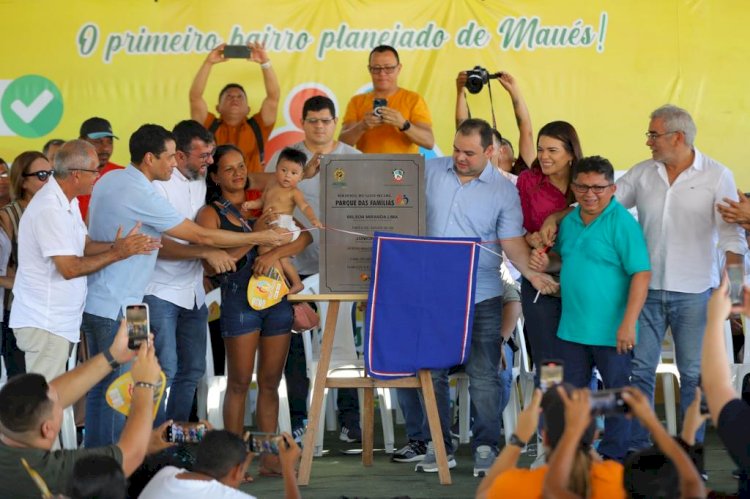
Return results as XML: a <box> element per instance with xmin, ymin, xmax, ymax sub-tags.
<box><xmin>287</xmin><ymin>293</ymin><xmax>452</xmax><ymax>485</ymax></box>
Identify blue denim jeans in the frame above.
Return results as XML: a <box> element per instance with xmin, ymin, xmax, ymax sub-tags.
<box><xmin>628</xmin><ymin>289</ymin><xmax>711</xmax><ymax>451</ymax></box>
<box><xmin>559</xmin><ymin>339</ymin><xmax>632</xmax><ymax>461</ymax></box>
<box><xmin>82</xmin><ymin>312</ymin><xmax>129</xmax><ymax>447</ymax></box>
<box><xmin>144</xmin><ymin>295</ymin><xmax>208</xmax><ymax>425</ymax></box>
<box><xmin>422</xmin><ymin>297</ymin><xmax>504</xmax><ymax>454</ymax></box>
<box><xmin>396</xmin><ymin>341</ymin><xmax>513</xmax><ymax>444</ymax></box>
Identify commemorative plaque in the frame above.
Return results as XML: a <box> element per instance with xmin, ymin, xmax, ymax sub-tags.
<box><xmin>319</xmin><ymin>154</ymin><xmax>425</xmax><ymax>293</ymax></box>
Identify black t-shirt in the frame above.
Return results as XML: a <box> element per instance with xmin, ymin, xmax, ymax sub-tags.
<box><xmin>718</xmin><ymin>398</ymin><xmax>750</xmax><ymax>496</ymax></box>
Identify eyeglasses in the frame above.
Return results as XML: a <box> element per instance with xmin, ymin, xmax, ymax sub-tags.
<box><xmin>303</xmin><ymin>118</ymin><xmax>335</xmax><ymax>125</ymax></box>
<box><xmin>368</xmin><ymin>65</ymin><xmax>399</xmax><ymax>74</ymax></box>
<box><xmin>190</xmin><ymin>151</ymin><xmax>213</xmax><ymax>162</ymax></box>
<box><xmin>645</xmin><ymin>131</ymin><xmax>678</xmax><ymax>140</ymax></box>
<box><xmin>69</xmin><ymin>168</ymin><xmax>99</xmax><ymax>174</ymax></box>
<box><xmin>22</xmin><ymin>170</ymin><xmax>53</xmax><ymax>181</ymax></box>
<box><xmin>571</xmin><ymin>182</ymin><xmax>613</xmax><ymax>194</ymax></box>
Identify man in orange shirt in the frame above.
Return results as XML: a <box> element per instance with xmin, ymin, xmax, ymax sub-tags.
<box><xmin>78</xmin><ymin>117</ymin><xmax>124</xmax><ymax>221</ymax></box>
<box><xmin>339</xmin><ymin>45</ymin><xmax>434</xmax><ymax>153</ymax></box>
<box><xmin>189</xmin><ymin>42</ymin><xmax>279</xmax><ymax>173</ymax></box>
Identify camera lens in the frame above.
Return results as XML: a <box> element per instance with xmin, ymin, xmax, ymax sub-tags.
<box><xmin>466</xmin><ymin>75</ymin><xmax>484</xmax><ymax>94</ymax></box>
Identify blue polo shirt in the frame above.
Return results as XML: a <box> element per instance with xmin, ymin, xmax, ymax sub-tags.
<box><xmin>554</xmin><ymin>198</ymin><xmax>650</xmax><ymax>347</ymax></box>
<box><xmin>85</xmin><ymin>165</ymin><xmax>185</xmax><ymax>320</ymax></box>
<box><xmin>425</xmin><ymin>157</ymin><xmax>524</xmax><ymax>303</ymax></box>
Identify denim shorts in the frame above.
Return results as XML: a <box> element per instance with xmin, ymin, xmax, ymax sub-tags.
<box><xmin>219</xmin><ymin>257</ymin><xmax>293</xmax><ymax>338</ymax></box>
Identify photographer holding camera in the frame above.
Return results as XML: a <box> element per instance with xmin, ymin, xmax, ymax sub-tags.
<box><xmin>339</xmin><ymin>45</ymin><xmax>434</xmax><ymax>154</ymax></box>
<box><xmin>475</xmin><ymin>385</ymin><xmax>625</xmax><ymax>499</ymax></box>
<box><xmin>456</xmin><ymin>69</ymin><xmax>535</xmax><ymax>175</ymax></box>
<box><xmin>540</xmin><ymin>386</ymin><xmax>705</xmax><ymax>499</ymax></box>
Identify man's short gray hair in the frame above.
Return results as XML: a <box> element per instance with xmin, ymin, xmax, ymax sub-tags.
<box><xmin>53</xmin><ymin>140</ymin><xmax>96</xmax><ymax>180</ymax></box>
<box><xmin>650</xmin><ymin>104</ymin><xmax>696</xmax><ymax>147</ymax></box>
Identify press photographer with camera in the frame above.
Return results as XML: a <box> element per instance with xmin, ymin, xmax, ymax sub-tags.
<box><xmin>456</xmin><ymin>68</ymin><xmax>535</xmax><ymax>174</ymax></box>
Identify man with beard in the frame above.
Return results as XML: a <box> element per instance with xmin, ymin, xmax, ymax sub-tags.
<box><xmin>78</xmin><ymin>117</ymin><xmax>125</xmax><ymax>221</ymax></box>
<box><xmin>143</xmin><ymin>120</ymin><xmax>237</xmax><ymax>424</ymax></box>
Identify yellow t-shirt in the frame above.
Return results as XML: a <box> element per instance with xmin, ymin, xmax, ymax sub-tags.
<box><xmin>487</xmin><ymin>460</ymin><xmax>626</xmax><ymax>499</ymax></box>
<box><xmin>342</xmin><ymin>88</ymin><xmax>432</xmax><ymax>154</ymax></box>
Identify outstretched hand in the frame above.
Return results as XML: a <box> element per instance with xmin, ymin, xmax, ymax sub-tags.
<box><xmin>514</xmin><ymin>388</ymin><xmax>543</xmax><ymax>443</ymax></box>
<box><xmin>206</xmin><ymin>43</ymin><xmax>228</xmax><ymax>65</ymax></box>
<box><xmin>557</xmin><ymin>386</ymin><xmax>593</xmax><ymax>438</ymax></box>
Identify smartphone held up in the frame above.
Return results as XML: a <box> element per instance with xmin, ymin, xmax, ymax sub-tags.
<box><xmin>373</xmin><ymin>98</ymin><xmax>387</xmax><ymax>117</ymax></box>
<box><xmin>223</xmin><ymin>45</ymin><xmax>252</xmax><ymax>59</ymax></box>
<box><xmin>540</xmin><ymin>360</ymin><xmax>563</xmax><ymax>393</ymax></box>
<box><xmin>727</xmin><ymin>263</ymin><xmax>746</xmax><ymax>307</ymax></box>
<box><xmin>125</xmin><ymin>303</ymin><xmax>150</xmax><ymax>350</ymax></box>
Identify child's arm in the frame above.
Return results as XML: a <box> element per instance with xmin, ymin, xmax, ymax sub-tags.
<box><xmin>293</xmin><ymin>189</ymin><xmax>322</xmax><ymax>228</ymax></box>
<box><xmin>242</xmin><ymin>199</ymin><xmax>263</xmax><ymax>212</ymax></box>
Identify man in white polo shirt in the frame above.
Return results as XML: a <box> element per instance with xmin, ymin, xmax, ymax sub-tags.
<box><xmin>144</xmin><ymin>120</ymin><xmax>235</xmax><ymax>425</ymax></box>
<box><xmin>10</xmin><ymin>140</ymin><xmax>157</xmax><ymax>380</ymax></box>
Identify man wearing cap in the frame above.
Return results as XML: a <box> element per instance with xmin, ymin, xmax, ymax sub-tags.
<box><xmin>189</xmin><ymin>41</ymin><xmax>279</xmax><ymax>173</ymax></box>
<box><xmin>9</xmin><ymin>140</ymin><xmax>156</xmax><ymax>380</ymax></box>
<box><xmin>78</xmin><ymin>117</ymin><xmax>125</xmax><ymax>221</ymax></box>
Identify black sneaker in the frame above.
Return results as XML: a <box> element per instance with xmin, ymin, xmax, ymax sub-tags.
<box><xmin>339</xmin><ymin>425</ymin><xmax>362</xmax><ymax>443</ymax></box>
<box><xmin>392</xmin><ymin>440</ymin><xmax>427</xmax><ymax>463</ymax></box>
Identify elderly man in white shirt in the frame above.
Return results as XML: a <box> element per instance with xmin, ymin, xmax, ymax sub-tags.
<box><xmin>617</xmin><ymin>104</ymin><xmax>748</xmax><ymax>453</ymax></box>
<box><xmin>10</xmin><ymin>140</ymin><xmax>155</xmax><ymax>380</ymax></box>
<box><xmin>143</xmin><ymin>120</ymin><xmax>236</xmax><ymax>425</ymax></box>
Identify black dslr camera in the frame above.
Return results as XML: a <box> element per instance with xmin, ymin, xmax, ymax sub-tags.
<box><xmin>464</xmin><ymin>66</ymin><xmax>499</xmax><ymax>94</ymax></box>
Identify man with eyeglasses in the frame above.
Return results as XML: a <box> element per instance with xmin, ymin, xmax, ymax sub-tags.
<box><xmin>529</xmin><ymin>155</ymin><xmax>651</xmax><ymax>462</ymax></box>
<box><xmin>616</xmin><ymin>105</ymin><xmax>748</xmax><ymax>458</ymax></box>
<box><xmin>143</xmin><ymin>120</ymin><xmax>236</xmax><ymax>425</ymax></box>
<box><xmin>9</xmin><ymin>140</ymin><xmax>157</xmax><ymax>381</ymax></box>
<box><xmin>339</xmin><ymin>45</ymin><xmax>434</xmax><ymax>153</ymax></box>
<box><xmin>265</xmin><ymin>95</ymin><xmax>363</xmax><ymax>444</ymax></box>
<box><xmin>78</xmin><ymin>117</ymin><xmax>125</xmax><ymax>221</ymax></box>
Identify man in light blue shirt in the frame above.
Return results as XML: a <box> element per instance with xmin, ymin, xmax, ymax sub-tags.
<box><xmin>413</xmin><ymin>119</ymin><xmax>559</xmax><ymax>477</ymax></box>
<box><xmin>83</xmin><ymin>124</ymin><xmax>290</xmax><ymax>448</ymax></box>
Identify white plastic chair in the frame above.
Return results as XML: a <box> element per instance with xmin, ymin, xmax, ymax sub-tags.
<box><xmin>729</xmin><ymin>316</ymin><xmax>750</xmax><ymax>395</ymax></box>
<box><xmin>198</xmin><ymin>288</ymin><xmax>292</xmax><ymax>433</ymax></box>
<box><xmin>656</xmin><ymin>330</ymin><xmax>679</xmax><ymax>435</ymax></box>
<box><xmin>451</xmin><ymin>316</ymin><xmax>530</xmax><ymax>445</ymax></box>
<box><xmin>60</xmin><ymin>344</ymin><xmax>79</xmax><ymax>450</ymax></box>
<box><xmin>297</xmin><ymin>273</ymin><xmax>395</xmax><ymax>456</ymax></box>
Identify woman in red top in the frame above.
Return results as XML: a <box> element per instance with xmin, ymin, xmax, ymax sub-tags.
<box><xmin>515</xmin><ymin>121</ymin><xmax>582</xmax><ymax>383</ymax></box>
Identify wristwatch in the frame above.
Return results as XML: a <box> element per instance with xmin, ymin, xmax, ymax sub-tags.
<box><xmin>102</xmin><ymin>348</ymin><xmax>120</xmax><ymax>370</ymax></box>
<box><xmin>399</xmin><ymin>120</ymin><xmax>411</xmax><ymax>132</ymax></box>
<box><xmin>508</xmin><ymin>433</ymin><xmax>528</xmax><ymax>448</ymax></box>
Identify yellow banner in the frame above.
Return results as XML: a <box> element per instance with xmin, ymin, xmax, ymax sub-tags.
<box><xmin>0</xmin><ymin>0</ymin><xmax>748</xmax><ymax>187</ymax></box>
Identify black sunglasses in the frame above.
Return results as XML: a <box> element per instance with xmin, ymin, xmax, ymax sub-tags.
<box><xmin>22</xmin><ymin>170</ymin><xmax>54</xmax><ymax>181</ymax></box>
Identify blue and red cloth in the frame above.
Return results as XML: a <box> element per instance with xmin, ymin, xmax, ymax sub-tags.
<box><xmin>365</xmin><ymin>232</ymin><xmax>480</xmax><ymax>379</ymax></box>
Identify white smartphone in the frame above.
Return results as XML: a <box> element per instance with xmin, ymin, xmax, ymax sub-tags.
<box><xmin>124</xmin><ymin>303</ymin><xmax>150</xmax><ymax>350</ymax></box>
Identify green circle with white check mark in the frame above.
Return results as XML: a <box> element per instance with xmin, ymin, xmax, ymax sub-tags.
<box><xmin>1</xmin><ymin>75</ymin><xmax>63</xmax><ymax>138</ymax></box>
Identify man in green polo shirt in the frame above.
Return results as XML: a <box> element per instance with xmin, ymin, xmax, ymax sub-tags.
<box><xmin>529</xmin><ymin>155</ymin><xmax>651</xmax><ymax>462</ymax></box>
